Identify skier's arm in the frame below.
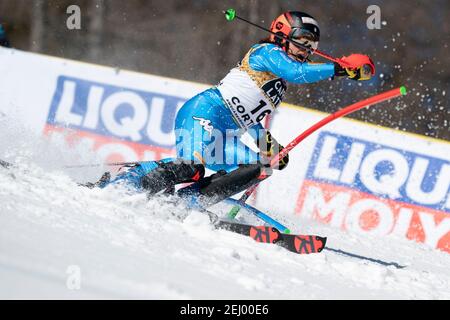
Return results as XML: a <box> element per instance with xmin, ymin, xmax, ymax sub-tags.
<box><xmin>249</xmin><ymin>44</ymin><xmax>335</xmax><ymax>84</ymax></box>
<box><xmin>249</xmin><ymin>44</ymin><xmax>375</xmax><ymax>83</ymax></box>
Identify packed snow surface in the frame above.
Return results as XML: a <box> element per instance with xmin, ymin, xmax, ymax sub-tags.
<box><xmin>1</xmin><ymin>159</ymin><xmax>450</xmax><ymax>300</ymax></box>
<box><xmin>0</xmin><ymin>121</ymin><xmax>449</xmax><ymax>300</ymax></box>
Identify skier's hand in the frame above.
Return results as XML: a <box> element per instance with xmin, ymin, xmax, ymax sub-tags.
<box><xmin>334</xmin><ymin>54</ymin><xmax>375</xmax><ymax>81</ymax></box>
<box><xmin>335</xmin><ymin>64</ymin><xmax>373</xmax><ymax>81</ymax></box>
<box><xmin>273</xmin><ymin>147</ymin><xmax>289</xmax><ymax>170</ymax></box>
<box><xmin>258</xmin><ymin>131</ymin><xmax>289</xmax><ymax>170</ymax></box>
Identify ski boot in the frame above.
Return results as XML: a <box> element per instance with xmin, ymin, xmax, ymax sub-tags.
<box><xmin>82</xmin><ymin>171</ymin><xmax>111</xmax><ymax>189</ymax></box>
<box><xmin>140</xmin><ymin>159</ymin><xmax>205</xmax><ymax>195</ymax></box>
<box><xmin>88</xmin><ymin>159</ymin><xmax>205</xmax><ymax>196</ymax></box>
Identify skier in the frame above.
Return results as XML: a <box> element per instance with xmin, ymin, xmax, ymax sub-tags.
<box><xmin>89</xmin><ymin>11</ymin><xmax>375</xmax><ymax>209</ymax></box>
<box><xmin>0</xmin><ymin>24</ymin><xmax>10</xmax><ymax>48</ymax></box>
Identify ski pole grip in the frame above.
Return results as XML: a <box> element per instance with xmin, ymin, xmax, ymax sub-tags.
<box><xmin>224</xmin><ymin>9</ymin><xmax>236</xmax><ymax>21</ymax></box>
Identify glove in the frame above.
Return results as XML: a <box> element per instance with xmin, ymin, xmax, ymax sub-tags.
<box><xmin>257</xmin><ymin>131</ymin><xmax>289</xmax><ymax>170</ymax></box>
<box><xmin>334</xmin><ymin>54</ymin><xmax>375</xmax><ymax>81</ymax></box>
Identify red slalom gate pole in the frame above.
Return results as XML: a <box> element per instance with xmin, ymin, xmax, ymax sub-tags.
<box><xmin>227</xmin><ymin>86</ymin><xmax>407</xmax><ymax>220</ymax></box>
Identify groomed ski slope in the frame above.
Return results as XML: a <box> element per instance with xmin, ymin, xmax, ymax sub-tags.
<box><xmin>1</xmin><ymin>158</ymin><xmax>450</xmax><ymax>300</ymax></box>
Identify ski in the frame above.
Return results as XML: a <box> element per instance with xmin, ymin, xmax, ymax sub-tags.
<box><xmin>2</xmin><ymin>156</ymin><xmax>325</xmax><ymax>255</ymax></box>
<box><xmin>215</xmin><ymin>219</ymin><xmax>327</xmax><ymax>255</ymax></box>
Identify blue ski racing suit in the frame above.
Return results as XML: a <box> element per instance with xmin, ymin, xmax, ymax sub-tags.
<box><xmin>93</xmin><ymin>43</ymin><xmax>346</xmax><ymax>208</ymax></box>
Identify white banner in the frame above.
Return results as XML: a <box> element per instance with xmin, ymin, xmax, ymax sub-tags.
<box><xmin>0</xmin><ymin>47</ymin><xmax>449</xmax><ymax>253</ymax></box>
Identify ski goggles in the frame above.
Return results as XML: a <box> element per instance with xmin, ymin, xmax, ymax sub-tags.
<box><xmin>290</xmin><ymin>28</ymin><xmax>319</xmax><ymax>52</ymax></box>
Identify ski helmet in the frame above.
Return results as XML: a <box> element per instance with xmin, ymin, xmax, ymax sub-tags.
<box><xmin>269</xmin><ymin>11</ymin><xmax>320</xmax><ymax>60</ymax></box>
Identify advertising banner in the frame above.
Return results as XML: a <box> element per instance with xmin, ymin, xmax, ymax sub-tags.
<box><xmin>0</xmin><ymin>47</ymin><xmax>448</xmax><ymax>253</ymax></box>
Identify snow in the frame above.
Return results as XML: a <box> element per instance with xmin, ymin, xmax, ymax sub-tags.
<box><xmin>1</xmin><ymin>158</ymin><xmax>450</xmax><ymax>300</ymax></box>
<box><xmin>0</xmin><ymin>120</ymin><xmax>449</xmax><ymax>300</ymax></box>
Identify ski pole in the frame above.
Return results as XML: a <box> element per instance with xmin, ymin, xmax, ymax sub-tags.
<box><xmin>64</xmin><ymin>161</ymin><xmax>149</xmax><ymax>169</ymax></box>
<box><xmin>224</xmin><ymin>198</ymin><xmax>290</xmax><ymax>233</ymax></box>
<box><xmin>224</xmin><ymin>8</ymin><xmax>354</xmax><ymax>68</ymax></box>
<box><xmin>227</xmin><ymin>86</ymin><xmax>408</xmax><ymax>220</ymax></box>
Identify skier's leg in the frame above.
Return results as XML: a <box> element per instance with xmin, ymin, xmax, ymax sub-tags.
<box><xmin>174</xmin><ymin>88</ymin><xmax>239</xmax><ymax>167</ymax></box>
<box><xmin>177</xmin><ymin>136</ymin><xmax>271</xmax><ymax>208</ymax></box>
<box><xmin>85</xmin><ymin>91</ymin><xmax>228</xmax><ymax>194</ymax></box>
<box><xmin>178</xmin><ymin>162</ymin><xmax>271</xmax><ymax>208</ymax></box>
<box><xmin>98</xmin><ymin>158</ymin><xmax>205</xmax><ymax>195</ymax></box>
<box><xmin>140</xmin><ymin>159</ymin><xmax>205</xmax><ymax>194</ymax></box>
<box><xmin>104</xmin><ymin>159</ymin><xmax>174</xmax><ymax>190</ymax></box>
<box><xmin>85</xmin><ymin>89</ymin><xmax>222</xmax><ymax>193</ymax></box>
<box><xmin>173</xmin><ymin>89</ymin><xmax>260</xmax><ymax>205</ymax></box>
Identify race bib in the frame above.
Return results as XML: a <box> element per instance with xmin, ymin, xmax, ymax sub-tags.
<box><xmin>225</xmin><ymin>95</ymin><xmax>273</xmax><ymax>129</ymax></box>
<box><xmin>217</xmin><ymin>68</ymin><xmax>286</xmax><ymax>129</ymax></box>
